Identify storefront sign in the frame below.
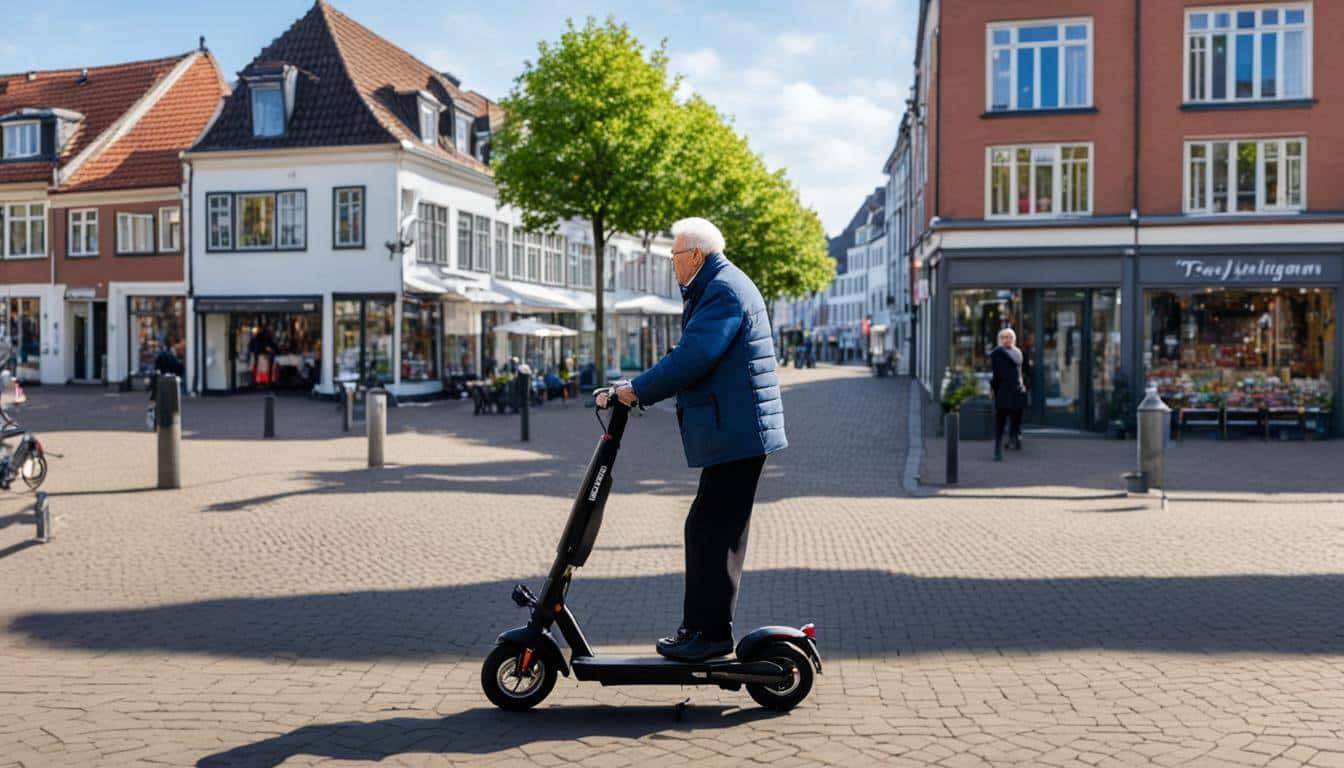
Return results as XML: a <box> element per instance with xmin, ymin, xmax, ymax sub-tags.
<box><xmin>1155</xmin><ymin>257</ymin><xmax>1337</xmax><ymax>284</ymax></box>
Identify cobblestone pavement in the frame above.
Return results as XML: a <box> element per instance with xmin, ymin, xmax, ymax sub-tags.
<box><xmin>1</xmin><ymin>366</ymin><xmax>1342</xmax><ymax>767</ymax></box>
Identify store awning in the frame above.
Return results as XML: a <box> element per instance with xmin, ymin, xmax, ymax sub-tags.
<box><xmin>492</xmin><ymin>317</ymin><xmax>579</xmax><ymax>338</ymax></box>
<box><xmin>612</xmin><ymin>294</ymin><xmax>683</xmax><ymax>316</ymax></box>
<box><xmin>493</xmin><ymin>279</ymin><xmax>586</xmax><ymax>311</ymax></box>
<box><xmin>404</xmin><ymin>272</ymin><xmax>512</xmax><ymax>305</ymax></box>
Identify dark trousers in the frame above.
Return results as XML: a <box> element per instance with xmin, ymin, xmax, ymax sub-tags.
<box><xmin>683</xmin><ymin>454</ymin><xmax>767</xmax><ymax>641</ymax></box>
<box><xmin>994</xmin><ymin>407</ymin><xmax>1023</xmax><ymax>450</ymax></box>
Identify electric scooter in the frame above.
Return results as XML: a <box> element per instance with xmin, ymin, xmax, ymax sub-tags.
<box><xmin>481</xmin><ymin>388</ymin><xmax>821</xmax><ymax>712</ymax></box>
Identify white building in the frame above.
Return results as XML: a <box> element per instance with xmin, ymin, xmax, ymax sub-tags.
<box><xmin>183</xmin><ymin>2</ymin><xmax>679</xmax><ymax>396</ymax></box>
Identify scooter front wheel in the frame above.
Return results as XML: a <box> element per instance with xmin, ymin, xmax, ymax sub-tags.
<box><xmin>745</xmin><ymin>642</ymin><xmax>814</xmax><ymax>711</ymax></box>
<box><xmin>21</xmin><ymin>454</ymin><xmax>46</xmax><ymax>491</ymax></box>
<box><xmin>481</xmin><ymin>642</ymin><xmax>557</xmax><ymax>711</ymax></box>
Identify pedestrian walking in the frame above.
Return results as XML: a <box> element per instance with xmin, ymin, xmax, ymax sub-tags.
<box><xmin>990</xmin><ymin>327</ymin><xmax>1026</xmax><ymax>461</ymax></box>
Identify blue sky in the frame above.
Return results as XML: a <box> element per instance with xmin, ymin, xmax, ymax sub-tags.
<box><xmin>1</xmin><ymin>0</ymin><xmax>918</xmax><ymax>234</ymax></box>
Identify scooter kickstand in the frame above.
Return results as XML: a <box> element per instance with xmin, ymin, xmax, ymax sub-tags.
<box><xmin>674</xmin><ymin>697</ymin><xmax>690</xmax><ymax>722</ymax></box>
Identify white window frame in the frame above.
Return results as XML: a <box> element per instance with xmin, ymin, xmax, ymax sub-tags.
<box><xmin>68</xmin><ymin>208</ymin><xmax>98</xmax><ymax>257</ymax></box>
<box><xmin>250</xmin><ymin>84</ymin><xmax>286</xmax><ymax>138</ymax></box>
<box><xmin>206</xmin><ymin>193</ymin><xmax>233</xmax><ymax>251</ymax></box>
<box><xmin>158</xmin><ymin>206</ymin><xmax>181</xmax><ymax>252</ymax></box>
<box><xmin>494</xmin><ymin>222</ymin><xmax>510</xmax><ymax>277</ymax></box>
<box><xmin>417</xmin><ymin>202</ymin><xmax>450</xmax><ymax>265</ymax></box>
<box><xmin>2</xmin><ymin>121</ymin><xmax>41</xmax><ymax>159</ymax></box>
<box><xmin>1183</xmin><ymin>4</ymin><xmax>1312</xmax><ymax>104</ymax></box>
<box><xmin>276</xmin><ymin>191</ymin><xmax>305</xmax><ymax>249</ymax></box>
<box><xmin>333</xmin><ymin>186</ymin><xmax>364</xmax><ymax>248</ymax></box>
<box><xmin>455</xmin><ymin>113</ymin><xmax>471</xmax><ymax>154</ymax></box>
<box><xmin>4</xmin><ymin>202</ymin><xmax>46</xmax><ymax>259</ymax></box>
<box><xmin>1183</xmin><ymin>137</ymin><xmax>1307</xmax><ymax>215</ymax></box>
<box><xmin>474</xmin><ymin>215</ymin><xmax>492</xmax><ymax>273</ymax></box>
<box><xmin>984</xmin><ymin>142</ymin><xmax>1093</xmax><ymax>219</ymax></box>
<box><xmin>418</xmin><ymin>99</ymin><xmax>438</xmax><ymax>145</ymax></box>
<box><xmin>116</xmin><ymin>212</ymin><xmax>155</xmax><ymax>255</ymax></box>
<box><xmin>985</xmin><ymin>18</ymin><xmax>1094</xmax><ymax>112</ymax></box>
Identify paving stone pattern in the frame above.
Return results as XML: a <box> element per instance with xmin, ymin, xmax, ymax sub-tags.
<box><xmin>0</xmin><ymin>366</ymin><xmax>1342</xmax><ymax>766</ymax></box>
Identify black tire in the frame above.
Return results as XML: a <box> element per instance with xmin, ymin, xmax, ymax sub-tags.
<box><xmin>20</xmin><ymin>453</ymin><xmax>46</xmax><ymax>492</ymax></box>
<box><xmin>481</xmin><ymin>642</ymin><xmax>557</xmax><ymax>711</ymax></box>
<box><xmin>745</xmin><ymin>642</ymin><xmax>814</xmax><ymax>711</ymax></box>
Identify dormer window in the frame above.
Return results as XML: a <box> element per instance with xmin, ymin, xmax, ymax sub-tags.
<box><xmin>2</xmin><ymin>121</ymin><xmax>40</xmax><ymax>159</ymax></box>
<box><xmin>455</xmin><ymin>113</ymin><xmax>470</xmax><ymax>154</ymax></box>
<box><xmin>419</xmin><ymin>100</ymin><xmax>438</xmax><ymax>145</ymax></box>
<box><xmin>244</xmin><ymin>63</ymin><xmax>297</xmax><ymax>138</ymax></box>
<box><xmin>251</xmin><ymin>85</ymin><xmax>285</xmax><ymax>137</ymax></box>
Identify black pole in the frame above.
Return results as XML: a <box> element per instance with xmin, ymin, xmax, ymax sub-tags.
<box><xmin>944</xmin><ymin>411</ymin><xmax>959</xmax><ymax>485</ymax></box>
<box><xmin>263</xmin><ymin>393</ymin><xmax>275</xmax><ymax>438</ymax></box>
<box><xmin>342</xmin><ymin>385</ymin><xmax>354</xmax><ymax>432</ymax></box>
<box><xmin>520</xmin><ymin>371</ymin><xmax>530</xmax><ymax>442</ymax></box>
<box><xmin>157</xmin><ymin>373</ymin><xmax>181</xmax><ymax>489</ymax></box>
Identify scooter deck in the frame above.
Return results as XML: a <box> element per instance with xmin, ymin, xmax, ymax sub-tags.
<box><xmin>571</xmin><ymin>655</ymin><xmax>785</xmax><ymax>686</ymax></box>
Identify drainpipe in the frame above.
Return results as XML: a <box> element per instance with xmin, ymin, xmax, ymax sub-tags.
<box><xmin>1129</xmin><ymin>0</ymin><xmax>1144</xmax><ymax>400</ymax></box>
<box><xmin>185</xmin><ymin>157</ymin><xmax>196</xmax><ymax>393</ymax></box>
<box><xmin>933</xmin><ymin>24</ymin><xmax>943</xmax><ymax>219</ymax></box>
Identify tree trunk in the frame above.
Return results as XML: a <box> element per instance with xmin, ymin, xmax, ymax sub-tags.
<box><xmin>592</xmin><ymin>211</ymin><xmax>607</xmax><ymax>388</ymax></box>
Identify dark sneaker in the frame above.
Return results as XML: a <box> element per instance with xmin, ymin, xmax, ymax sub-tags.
<box><xmin>656</xmin><ymin>629</ymin><xmax>732</xmax><ymax>662</ymax></box>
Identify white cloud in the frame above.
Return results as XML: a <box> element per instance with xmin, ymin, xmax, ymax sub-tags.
<box><xmin>674</xmin><ymin>48</ymin><xmax>722</xmax><ymax>81</ymax></box>
<box><xmin>775</xmin><ymin>32</ymin><xmax>821</xmax><ymax>56</ymax></box>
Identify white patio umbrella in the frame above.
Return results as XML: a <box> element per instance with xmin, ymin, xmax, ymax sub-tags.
<box><xmin>492</xmin><ymin>317</ymin><xmax>579</xmax><ymax>338</ymax></box>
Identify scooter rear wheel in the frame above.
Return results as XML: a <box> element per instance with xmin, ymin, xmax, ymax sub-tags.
<box><xmin>481</xmin><ymin>642</ymin><xmax>557</xmax><ymax>711</ymax></box>
<box><xmin>745</xmin><ymin>642</ymin><xmax>814</xmax><ymax>711</ymax></box>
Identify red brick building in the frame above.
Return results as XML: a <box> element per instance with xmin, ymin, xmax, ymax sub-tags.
<box><xmin>0</xmin><ymin>49</ymin><xmax>227</xmax><ymax>383</ymax></box>
<box><xmin>910</xmin><ymin>0</ymin><xmax>1342</xmax><ymax>436</ymax></box>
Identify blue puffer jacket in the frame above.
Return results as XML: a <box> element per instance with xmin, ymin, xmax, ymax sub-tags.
<box><xmin>631</xmin><ymin>253</ymin><xmax>787</xmax><ymax>468</ymax></box>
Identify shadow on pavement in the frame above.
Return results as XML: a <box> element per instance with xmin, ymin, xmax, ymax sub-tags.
<box><xmin>11</xmin><ymin>569</ymin><xmax>1344</xmax><ymax>660</ymax></box>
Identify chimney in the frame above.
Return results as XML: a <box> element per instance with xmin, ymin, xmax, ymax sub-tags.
<box><xmin>441</xmin><ymin>71</ymin><xmax>462</xmax><ymax>88</ymax></box>
<box><xmin>27</xmin><ymin>72</ymin><xmax>37</xmax><ymax>81</ymax></box>
<box><xmin>199</xmin><ymin>36</ymin><xmax>206</xmax><ymax>51</ymax></box>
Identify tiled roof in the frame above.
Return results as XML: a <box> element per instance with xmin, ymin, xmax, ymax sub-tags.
<box><xmin>60</xmin><ymin>54</ymin><xmax>229</xmax><ymax>192</ymax></box>
<box><xmin>0</xmin><ymin>54</ymin><xmax>187</xmax><ymax>185</ymax></box>
<box><xmin>193</xmin><ymin>1</ymin><xmax>491</xmax><ymax>174</ymax></box>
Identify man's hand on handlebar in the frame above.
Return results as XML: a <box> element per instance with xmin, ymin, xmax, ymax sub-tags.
<box><xmin>594</xmin><ymin>381</ymin><xmax>639</xmax><ymax>409</ymax></box>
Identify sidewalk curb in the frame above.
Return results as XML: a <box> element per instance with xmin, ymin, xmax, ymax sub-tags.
<box><xmin>902</xmin><ymin>380</ymin><xmax>923</xmax><ymax>495</ymax></box>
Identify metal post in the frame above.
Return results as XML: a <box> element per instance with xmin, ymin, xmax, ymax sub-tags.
<box><xmin>156</xmin><ymin>374</ymin><xmax>181</xmax><ymax>489</ymax></box>
<box><xmin>342</xmin><ymin>384</ymin><xmax>354</xmax><ymax>432</ymax></box>
<box><xmin>263</xmin><ymin>393</ymin><xmax>276</xmax><ymax>439</ymax></box>
<box><xmin>367</xmin><ymin>388</ymin><xmax>387</xmax><ymax>468</ymax></box>
<box><xmin>1137</xmin><ymin>387</ymin><xmax>1172</xmax><ymax>503</ymax></box>
<box><xmin>34</xmin><ymin>491</ymin><xmax>50</xmax><ymax>542</ymax></box>
<box><xmin>519</xmin><ymin>370</ymin><xmax>530</xmax><ymax>442</ymax></box>
<box><xmin>944</xmin><ymin>411</ymin><xmax>959</xmax><ymax>485</ymax></box>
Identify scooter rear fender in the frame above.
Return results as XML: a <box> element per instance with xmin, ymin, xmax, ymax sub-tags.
<box><xmin>735</xmin><ymin>625</ymin><xmax>823</xmax><ymax>674</ymax></box>
<box><xmin>497</xmin><ymin>625</ymin><xmax>571</xmax><ymax>677</ymax></box>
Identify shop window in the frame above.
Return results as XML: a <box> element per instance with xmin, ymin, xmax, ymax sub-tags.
<box><xmin>400</xmin><ymin>297</ymin><xmax>440</xmax><ymax>381</ymax></box>
<box><xmin>950</xmin><ymin>289</ymin><xmax>1025</xmax><ymax>380</ymax></box>
<box><xmin>231</xmin><ymin>312</ymin><xmax>321</xmax><ymax>390</ymax></box>
<box><xmin>1145</xmin><ymin>288</ymin><xmax>1334</xmax><ymax>411</ymax></box>
<box><xmin>0</xmin><ymin>298</ymin><xmax>42</xmax><ymax>381</ymax></box>
<box><xmin>1185</xmin><ymin>5</ymin><xmax>1310</xmax><ymax>103</ymax></box>
<box><xmin>129</xmin><ymin>296</ymin><xmax>185</xmax><ymax>379</ymax></box>
<box><xmin>334</xmin><ymin>297</ymin><xmax>394</xmax><ymax>384</ymax></box>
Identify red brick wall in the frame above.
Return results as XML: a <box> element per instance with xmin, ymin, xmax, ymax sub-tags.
<box><xmin>1139</xmin><ymin>0</ymin><xmax>1344</xmax><ymax>214</ymax></box>
<box><xmin>934</xmin><ymin>1</ymin><xmax>1138</xmax><ymax>220</ymax></box>
<box><xmin>51</xmin><ymin>198</ymin><xmax>183</xmax><ymax>296</ymax></box>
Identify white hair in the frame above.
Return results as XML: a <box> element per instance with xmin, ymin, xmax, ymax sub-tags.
<box><xmin>671</xmin><ymin>217</ymin><xmax>725</xmax><ymax>255</ymax></box>
<box><xmin>998</xmin><ymin>327</ymin><xmax>1017</xmax><ymax>343</ymax></box>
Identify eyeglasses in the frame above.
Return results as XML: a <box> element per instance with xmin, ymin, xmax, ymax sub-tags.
<box><xmin>671</xmin><ymin>248</ymin><xmax>699</xmax><ymax>257</ymax></box>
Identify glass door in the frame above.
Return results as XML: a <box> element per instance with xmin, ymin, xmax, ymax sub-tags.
<box><xmin>1040</xmin><ymin>290</ymin><xmax>1086</xmax><ymax>429</ymax></box>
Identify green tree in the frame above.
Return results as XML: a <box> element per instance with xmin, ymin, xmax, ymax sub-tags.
<box><xmin>492</xmin><ymin>17</ymin><xmax>679</xmax><ymax>385</ymax></box>
<box><xmin>667</xmin><ymin>97</ymin><xmax>832</xmax><ymax>300</ymax></box>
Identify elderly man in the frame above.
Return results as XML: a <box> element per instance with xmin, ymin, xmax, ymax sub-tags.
<box><xmin>989</xmin><ymin>327</ymin><xmax>1027</xmax><ymax>461</ymax></box>
<box><xmin>597</xmin><ymin>217</ymin><xmax>786</xmax><ymax>662</ymax></box>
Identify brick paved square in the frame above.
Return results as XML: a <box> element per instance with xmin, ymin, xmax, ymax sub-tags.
<box><xmin>0</xmin><ymin>365</ymin><xmax>1342</xmax><ymax>766</ymax></box>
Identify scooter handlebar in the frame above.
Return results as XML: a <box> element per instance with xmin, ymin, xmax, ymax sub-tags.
<box><xmin>592</xmin><ymin>386</ymin><xmax>636</xmax><ymax>411</ymax></box>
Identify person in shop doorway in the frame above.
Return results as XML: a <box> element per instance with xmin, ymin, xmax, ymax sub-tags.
<box><xmin>990</xmin><ymin>327</ymin><xmax>1027</xmax><ymax>461</ymax></box>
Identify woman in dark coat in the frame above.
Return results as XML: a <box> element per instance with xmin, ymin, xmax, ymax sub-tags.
<box><xmin>989</xmin><ymin>327</ymin><xmax>1027</xmax><ymax>461</ymax></box>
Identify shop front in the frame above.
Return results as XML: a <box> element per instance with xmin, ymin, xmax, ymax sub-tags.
<box><xmin>196</xmin><ymin>296</ymin><xmax>321</xmax><ymax>393</ymax></box>
<box><xmin>128</xmin><ymin>296</ymin><xmax>188</xmax><ymax>386</ymax></box>
<box><xmin>333</xmin><ymin>295</ymin><xmax>395</xmax><ymax>386</ymax></box>
<box><xmin>1138</xmin><ymin>253</ymin><xmax>1339</xmax><ymax>438</ymax></box>
<box><xmin>0</xmin><ymin>297</ymin><xmax>44</xmax><ymax>382</ymax></box>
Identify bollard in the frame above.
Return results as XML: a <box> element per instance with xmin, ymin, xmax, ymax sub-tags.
<box><xmin>342</xmin><ymin>384</ymin><xmax>354</xmax><ymax>433</ymax></box>
<box><xmin>518</xmin><ymin>370</ymin><xmax>530</xmax><ymax>442</ymax></box>
<box><xmin>367</xmin><ymin>388</ymin><xmax>387</xmax><ymax>468</ymax></box>
<box><xmin>264</xmin><ymin>393</ymin><xmax>276</xmax><ymax>439</ymax></box>
<box><xmin>1137</xmin><ymin>387</ymin><xmax>1172</xmax><ymax>504</ymax></box>
<box><xmin>156</xmin><ymin>373</ymin><xmax>181</xmax><ymax>489</ymax></box>
<box><xmin>944</xmin><ymin>411</ymin><xmax>959</xmax><ymax>485</ymax></box>
<box><xmin>34</xmin><ymin>491</ymin><xmax>51</xmax><ymax>542</ymax></box>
